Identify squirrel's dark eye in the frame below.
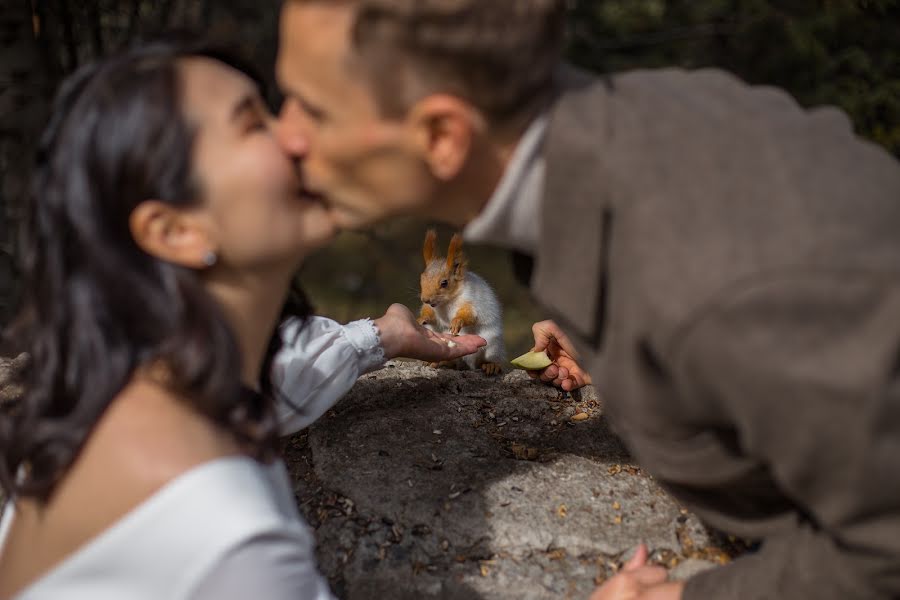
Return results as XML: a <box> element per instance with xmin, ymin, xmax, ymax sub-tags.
<box><xmin>440</xmin><ymin>280</ymin><xmax>449</xmax><ymax>288</ymax></box>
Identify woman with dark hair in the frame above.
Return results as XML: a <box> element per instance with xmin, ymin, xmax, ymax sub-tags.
<box><xmin>0</xmin><ymin>40</ymin><xmax>484</xmax><ymax>599</ymax></box>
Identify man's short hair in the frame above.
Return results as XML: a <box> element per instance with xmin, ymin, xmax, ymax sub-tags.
<box><xmin>298</xmin><ymin>0</ymin><xmax>568</xmax><ymax>132</ymax></box>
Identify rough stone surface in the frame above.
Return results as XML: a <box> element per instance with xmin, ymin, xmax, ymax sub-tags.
<box><xmin>284</xmin><ymin>361</ymin><xmax>734</xmax><ymax>599</ymax></box>
<box><xmin>0</xmin><ymin>355</ymin><xmax>734</xmax><ymax>598</ymax></box>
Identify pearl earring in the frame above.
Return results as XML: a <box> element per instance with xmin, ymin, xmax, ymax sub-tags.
<box><xmin>202</xmin><ymin>250</ymin><xmax>218</xmax><ymax>267</ymax></box>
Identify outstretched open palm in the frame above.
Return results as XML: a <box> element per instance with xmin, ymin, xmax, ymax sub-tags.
<box><xmin>375</xmin><ymin>304</ymin><xmax>486</xmax><ymax>362</ymax></box>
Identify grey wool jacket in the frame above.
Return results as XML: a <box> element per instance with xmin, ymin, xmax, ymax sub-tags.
<box><xmin>526</xmin><ymin>67</ymin><xmax>900</xmax><ymax>599</ymax></box>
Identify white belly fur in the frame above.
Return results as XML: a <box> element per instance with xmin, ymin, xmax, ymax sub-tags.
<box><xmin>431</xmin><ymin>272</ymin><xmax>505</xmax><ymax>368</ymax></box>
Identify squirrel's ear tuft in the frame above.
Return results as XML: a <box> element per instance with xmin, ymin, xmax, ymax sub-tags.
<box><xmin>447</xmin><ymin>233</ymin><xmax>466</xmax><ymax>273</ymax></box>
<box><xmin>423</xmin><ymin>229</ymin><xmax>438</xmax><ymax>265</ymax></box>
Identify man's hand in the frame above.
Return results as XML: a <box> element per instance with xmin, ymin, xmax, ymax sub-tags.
<box><xmin>590</xmin><ymin>544</ymin><xmax>685</xmax><ymax>600</ymax></box>
<box><xmin>374</xmin><ymin>304</ymin><xmax>486</xmax><ymax>362</ymax></box>
<box><xmin>529</xmin><ymin>320</ymin><xmax>592</xmax><ymax>391</ymax></box>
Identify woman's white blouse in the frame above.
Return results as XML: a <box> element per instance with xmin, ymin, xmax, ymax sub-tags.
<box><xmin>0</xmin><ymin>458</ymin><xmax>335</xmax><ymax>600</ymax></box>
<box><xmin>273</xmin><ymin>316</ymin><xmax>385</xmax><ymax>435</ymax></box>
<box><xmin>0</xmin><ymin>316</ymin><xmax>386</xmax><ymax>599</ymax></box>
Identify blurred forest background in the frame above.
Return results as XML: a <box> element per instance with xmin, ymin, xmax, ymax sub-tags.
<box><xmin>1</xmin><ymin>0</ymin><xmax>898</xmax><ymax>355</ymax></box>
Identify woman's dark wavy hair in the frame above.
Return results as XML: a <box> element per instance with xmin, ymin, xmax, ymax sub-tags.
<box><xmin>0</xmin><ymin>36</ymin><xmax>310</xmax><ymax>502</ymax></box>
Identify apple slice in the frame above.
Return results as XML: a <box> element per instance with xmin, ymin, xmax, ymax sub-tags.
<box><xmin>510</xmin><ymin>350</ymin><xmax>553</xmax><ymax>370</ymax></box>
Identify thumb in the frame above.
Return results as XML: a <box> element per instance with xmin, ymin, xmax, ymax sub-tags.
<box><xmin>386</xmin><ymin>303</ymin><xmax>414</xmax><ymax>321</ymax></box>
<box><xmin>623</xmin><ymin>543</ymin><xmax>649</xmax><ymax>572</ymax></box>
<box><xmin>530</xmin><ymin>320</ymin><xmax>556</xmax><ymax>352</ymax></box>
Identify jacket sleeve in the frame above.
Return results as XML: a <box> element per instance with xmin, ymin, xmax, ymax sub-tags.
<box><xmin>272</xmin><ymin>316</ymin><xmax>386</xmax><ymax>436</ymax></box>
<box><xmin>673</xmin><ymin>274</ymin><xmax>900</xmax><ymax>600</ymax></box>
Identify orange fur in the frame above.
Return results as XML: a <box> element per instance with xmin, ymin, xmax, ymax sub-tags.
<box><xmin>423</xmin><ymin>229</ymin><xmax>437</xmax><ymax>265</ymax></box>
<box><xmin>449</xmin><ymin>302</ymin><xmax>477</xmax><ymax>335</ymax></box>
<box><xmin>420</xmin><ymin>230</ymin><xmax>468</xmax><ymax>303</ymax></box>
<box><xmin>446</xmin><ymin>233</ymin><xmax>466</xmax><ymax>275</ymax></box>
<box><xmin>418</xmin><ymin>303</ymin><xmax>436</xmax><ymax>325</ymax></box>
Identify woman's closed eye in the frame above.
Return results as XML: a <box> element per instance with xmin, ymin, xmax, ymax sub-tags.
<box><xmin>242</xmin><ymin>114</ymin><xmax>267</xmax><ymax>134</ymax></box>
<box><xmin>231</xmin><ymin>94</ymin><xmax>271</xmax><ymax>135</ymax></box>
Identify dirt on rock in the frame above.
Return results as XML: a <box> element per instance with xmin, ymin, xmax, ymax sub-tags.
<box><xmin>283</xmin><ymin>361</ymin><xmax>744</xmax><ymax>600</ymax></box>
<box><xmin>0</xmin><ymin>355</ymin><xmax>745</xmax><ymax>599</ymax></box>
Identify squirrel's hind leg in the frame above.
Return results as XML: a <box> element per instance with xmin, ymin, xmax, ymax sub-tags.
<box><xmin>480</xmin><ymin>362</ymin><xmax>503</xmax><ymax>376</ymax></box>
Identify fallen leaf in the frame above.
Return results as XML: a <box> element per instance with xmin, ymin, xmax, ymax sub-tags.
<box><xmin>547</xmin><ymin>548</ymin><xmax>567</xmax><ymax>561</ymax></box>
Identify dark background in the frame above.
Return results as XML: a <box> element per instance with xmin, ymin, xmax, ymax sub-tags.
<box><xmin>2</xmin><ymin>0</ymin><xmax>898</xmax><ymax>355</ymax></box>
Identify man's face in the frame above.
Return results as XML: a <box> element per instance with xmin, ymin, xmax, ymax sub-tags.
<box><xmin>275</xmin><ymin>1</ymin><xmax>436</xmax><ymax>230</ymax></box>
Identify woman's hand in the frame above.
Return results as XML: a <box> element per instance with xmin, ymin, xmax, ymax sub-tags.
<box><xmin>374</xmin><ymin>304</ymin><xmax>486</xmax><ymax>361</ymax></box>
<box><xmin>590</xmin><ymin>544</ymin><xmax>685</xmax><ymax>600</ymax></box>
<box><xmin>529</xmin><ymin>320</ymin><xmax>592</xmax><ymax>391</ymax></box>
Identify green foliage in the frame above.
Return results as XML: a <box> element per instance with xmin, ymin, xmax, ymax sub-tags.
<box><xmin>567</xmin><ymin>0</ymin><xmax>900</xmax><ymax>156</ymax></box>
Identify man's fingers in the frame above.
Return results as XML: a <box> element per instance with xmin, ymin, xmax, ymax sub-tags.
<box><xmin>624</xmin><ymin>544</ymin><xmax>649</xmax><ymax>571</ymax></box>
<box><xmin>552</xmin><ymin>331</ymin><xmax>581</xmax><ymax>361</ymax></box>
<box><xmin>530</xmin><ymin>320</ymin><xmax>555</xmax><ymax>352</ymax></box>
<box><xmin>627</xmin><ymin>565</ymin><xmax>668</xmax><ymax>587</ymax></box>
<box><xmin>552</xmin><ymin>367</ymin><xmax>570</xmax><ymax>387</ymax></box>
<box><xmin>531</xmin><ymin>320</ymin><xmax>580</xmax><ymax>360</ymax></box>
<box><xmin>588</xmin><ymin>566</ymin><xmax>671</xmax><ymax>600</ymax></box>
<box><xmin>561</xmin><ymin>371</ymin><xmax>588</xmax><ymax>392</ymax></box>
<box><xmin>539</xmin><ymin>364</ymin><xmax>559</xmax><ymax>382</ymax></box>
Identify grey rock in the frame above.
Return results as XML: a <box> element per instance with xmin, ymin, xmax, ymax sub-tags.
<box><xmin>293</xmin><ymin>361</ymin><xmax>730</xmax><ymax>598</ymax></box>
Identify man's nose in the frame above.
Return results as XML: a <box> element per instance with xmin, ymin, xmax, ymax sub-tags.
<box><xmin>275</xmin><ymin>101</ymin><xmax>311</xmax><ymax>159</ymax></box>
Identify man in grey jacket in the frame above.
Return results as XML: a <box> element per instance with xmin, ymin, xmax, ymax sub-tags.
<box><xmin>274</xmin><ymin>1</ymin><xmax>900</xmax><ymax>598</ymax></box>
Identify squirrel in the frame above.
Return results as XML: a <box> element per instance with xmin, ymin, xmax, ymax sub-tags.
<box><xmin>418</xmin><ymin>229</ymin><xmax>505</xmax><ymax>375</ymax></box>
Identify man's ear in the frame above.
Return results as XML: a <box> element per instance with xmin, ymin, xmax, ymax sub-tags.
<box><xmin>408</xmin><ymin>94</ymin><xmax>483</xmax><ymax>181</ymax></box>
<box><xmin>129</xmin><ymin>200</ymin><xmax>215</xmax><ymax>269</ymax></box>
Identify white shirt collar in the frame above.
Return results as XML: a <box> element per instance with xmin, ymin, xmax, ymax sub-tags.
<box><xmin>462</xmin><ymin>114</ymin><xmax>549</xmax><ymax>254</ymax></box>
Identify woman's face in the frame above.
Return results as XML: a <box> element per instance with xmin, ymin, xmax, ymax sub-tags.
<box><xmin>179</xmin><ymin>57</ymin><xmax>335</xmax><ymax>272</ymax></box>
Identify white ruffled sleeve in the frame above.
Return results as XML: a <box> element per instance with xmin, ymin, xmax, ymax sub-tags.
<box><xmin>272</xmin><ymin>316</ymin><xmax>386</xmax><ymax>436</ymax></box>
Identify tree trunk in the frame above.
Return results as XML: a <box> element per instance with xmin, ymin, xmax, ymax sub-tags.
<box><xmin>0</xmin><ymin>0</ymin><xmax>54</xmax><ymax>325</ymax></box>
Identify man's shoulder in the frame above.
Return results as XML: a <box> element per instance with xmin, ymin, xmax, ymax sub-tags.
<box><xmin>554</xmin><ymin>65</ymin><xmax>824</xmax><ymax>127</ymax></box>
